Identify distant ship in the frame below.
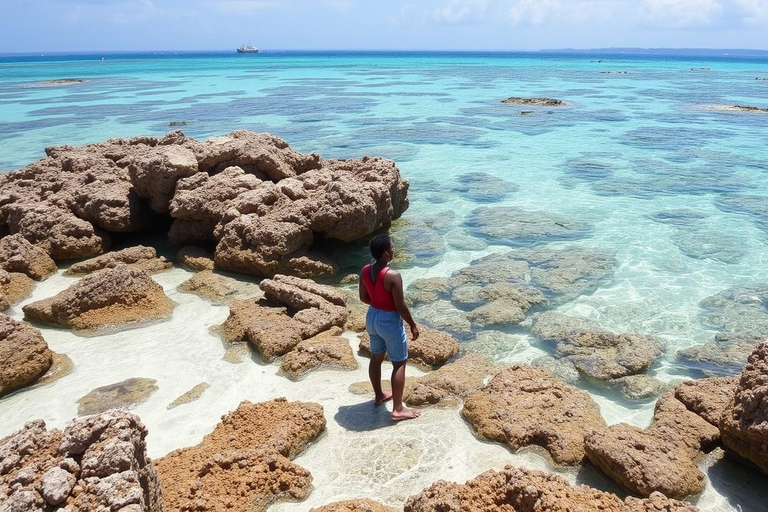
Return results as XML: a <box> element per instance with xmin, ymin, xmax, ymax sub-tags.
<box><xmin>237</xmin><ymin>44</ymin><xmax>259</xmax><ymax>54</ymax></box>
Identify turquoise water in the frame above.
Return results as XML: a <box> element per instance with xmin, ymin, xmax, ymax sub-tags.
<box><xmin>2</xmin><ymin>51</ymin><xmax>768</xmax><ymax>510</ymax></box>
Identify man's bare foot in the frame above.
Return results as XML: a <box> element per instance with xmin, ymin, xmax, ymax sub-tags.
<box><xmin>375</xmin><ymin>390</ymin><xmax>393</xmax><ymax>406</ymax></box>
<box><xmin>392</xmin><ymin>406</ymin><xmax>421</xmax><ymax>421</ymax></box>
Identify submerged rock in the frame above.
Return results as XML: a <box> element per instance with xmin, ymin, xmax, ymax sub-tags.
<box><xmin>178</xmin><ymin>269</ymin><xmax>261</xmax><ymax>303</ymax></box>
<box><xmin>0</xmin><ymin>409</ymin><xmax>162</xmax><ymax>511</ymax></box>
<box><xmin>391</xmin><ymin>224</ymin><xmax>446</xmax><ymax>267</ymax></box>
<box><xmin>76</xmin><ymin>377</ymin><xmax>159</xmax><ymax>415</ymax></box>
<box><xmin>453</xmin><ymin>172</ymin><xmax>519</xmax><ymax>202</ymax></box>
<box><xmin>167</xmin><ymin>382</ymin><xmax>211</xmax><ymax>410</ymax></box>
<box><xmin>23</xmin><ymin>265</ymin><xmax>175</xmax><ymax>331</ymax></box>
<box><xmin>0</xmin><ymin>131</ymin><xmax>408</xmax><ymax>278</ymax></box>
<box><xmin>670</xmin><ymin>228</ymin><xmax>746</xmax><ymax>264</ymax></box>
<box><xmin>405</xmin><ymin>354</ymin><xmax>499</xmax><ymax>407</ymax></box>
<box><xmin>0</xmin><ymin>314</ymin><xmax>53</xmax><ymax>397</ymax></box>
<box><xmin>358</xmin><ymin>326</ymin><xmax>460</xmax><ymax>370</ymax></box>
<box><xmin>720</xmin><ymin>341</ymin><xmax>768</xmax><ymax>475</ymax></box>
<box><xmin>531</xmin><ymin>312</ymin><xmax>665</xmax><ymax>383</ymax></box>
<box><xmin>677</xmin><ymin>332</ymin><xmax>763</xmax><ymax>376</ymax></box>
<box><xmin>466</xmin><ymin>206</ymin><xmax>591</xmax><ymax>246</ymax></box>
<box><xmin>501</xmin><ymin>97</ymin><xmax>565</xmax><ymax>106</ymax></box>
<box><xmin>404</xmin><ymin>466</ymin><xmax>698</xmax><ymax>512</ymax></box>
<box><xmin>65</xmin><ymin>245</ymin><xmax>171</xmax><ymax>275</ymax></box>
<box><xmin>585</xmin><ymin>378</ymin><xmax>735</xmax><ymax>498</ymax></box>
<box><xmin>0</xmin><ymin>269</ymin><xmax>33</xmax><ymax>311</ymax></box>
<box><xmin>462</xmin><ymin>364</ymin><xmax>606</xmax><ymax>464</ymax></box>
<box><xmin>608</xmin><ymin>374</ymin><xmax>669</xmax><ymax>400</ymax></box>
<box><xmin>281</xmin><ymin>329</ymin><xmax>358</xmax><ymax>380</ymax></box>
<box><xmin>699</xmin><ymin>284</ymin><xmax>768</xmax><ymax>336</ymax></box>
<box><xmin>156</xmin><ymin>398</ymin><xmax>325</xmax><ymax>512</ymax></box>
<box><xmin>0</xmin><ymin>233</ymin><xmax>57</xmax><ymax>280</ymax></box>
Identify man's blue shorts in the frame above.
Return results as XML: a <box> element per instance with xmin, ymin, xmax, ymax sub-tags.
<box><xmin>366</xmin><ymin>307</ymin><xmax>408</xmax><ymax>362</ymax></box>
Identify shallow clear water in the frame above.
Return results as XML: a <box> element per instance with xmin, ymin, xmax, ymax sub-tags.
<box><xmin>2</xmin><ymin>51</ymin><xmax>768</xmax><ymax>511</ymax></box>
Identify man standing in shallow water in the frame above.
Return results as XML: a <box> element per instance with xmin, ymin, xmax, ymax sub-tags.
<box><xmin>359</xmin><ymin>233</ymin><xmax>421</xmax><ymax>420</ymax></box>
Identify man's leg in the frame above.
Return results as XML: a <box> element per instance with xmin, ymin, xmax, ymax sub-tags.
<box><xmin>391</xmin><ymin>360</ymin><xmax>420</xmax><ymax>420</ymax></box>
<box><xmin>369</xmin><ymin>352</ymin><xmax>392</xmax><ymax>405</ymax></box>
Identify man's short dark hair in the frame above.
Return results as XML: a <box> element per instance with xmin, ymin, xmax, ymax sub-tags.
<box><xmin>369</xmin><ymin>233</ymin><xmax>392</xmax><ymax>260</ymax></box>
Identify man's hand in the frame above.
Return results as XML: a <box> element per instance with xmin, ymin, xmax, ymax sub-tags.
<box><xmin>410</xmin><ymin>323</ymin><xmax>420</xmax><ymax>341</ymax></box>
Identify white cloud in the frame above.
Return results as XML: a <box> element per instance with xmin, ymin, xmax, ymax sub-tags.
<box><xmin>736</xmin><ymin>0</ymin><xmax>768</xmax><ymax>26</ymax></box>
<box><xmin>638</xmin><ymin>0</ymin><xmax>724</xmax><ymax>27</ymax></box>
<box><xmin>323</xmin><ymin>0</ymin><xmax>354</xmax><ymax>12</ymax></box>
<box><xmin>214</xmin><ymin>0</ymin><xmax>280</xmax><ymax>15</ymax></box>
<box><xmin>433</xmin><ymin>0</ymin><xmax>490</xmax><ymax>24</ymax></box>
<box><xmin>507</xmin><ymin>0</ymin><xmax>625</xmax><ymax>27</ymax></box>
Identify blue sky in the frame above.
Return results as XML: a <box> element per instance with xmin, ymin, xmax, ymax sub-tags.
<box><xmin>2</xmin><ymin>0</ymin><xmax>768</xmax><ymax>52</ymax></box>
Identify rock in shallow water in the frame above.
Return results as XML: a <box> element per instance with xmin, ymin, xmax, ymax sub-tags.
<box><xmin>23</xmin><ymin>265</ymin><xmax>174</xmax><ymax>331</ymax></box>
<box><xmin>65</xmin><ymin>245</ymin><xmax>171</xmax><ymax>275</ymax></box>
<box><xmin>311</xmin><ymin>499</ymin><xmax>397</xmax><ymax>512</ymax></box>
<box><xmin>156</xmin><ymin>398</ymin><xmax>326</xmax><ymax>512</ymax></box>
<box><xmin>0</xmin><ymin>233</ymin><xmax>57</xmax><ymax>280</ymax></box>
<box><xmin>167</xmin><ymin>382</ymin><xmax>211</xmax><ymax>410</ymax></box>
<box><xmin>452</xmin><ymin>171</ymin><xmax>519</xmax><ymax>202</ymax></box>
<box><xmin>466</xmin><ymin>206</ymin><xmax>592</xmax><ymax>246</ymax></box>
<box><xmin>0</xmin><ymin>268</ymin><xmax>33</xmax><ymax>311</ymax></box>
<box><xmin>77</xmin><ymin>377</ymin><xmax>159</xmax><ymax>415</ymax></box>
<box><xmin>0</xmin><ymin>314</ymin><xmax>53</xmax><ymax>397</ymax></box>
<box><xmin>359</xmin><ymin>326</ymin><xmax>459</xmax><ymax>370</ymax></box>
<box><xmin>462</xmin><ymin>364</ymin><xmax>606</xmax><ymax>464</ymax></box>
<box><xmin>0</xmin><ymin>410</ymin><xmax>161</xmax><ymax>512</ymax></box>
<box><xmin>403</xmin><ymin>466</ymin><xmax>697</xmax><ymax>512</ymax></box>
<box><xmin>281</xmin><ymin>328</ymin><xmax>358</xmax><ymax>380</ymax></box>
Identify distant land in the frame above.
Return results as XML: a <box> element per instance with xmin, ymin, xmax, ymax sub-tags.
<box><xmin>544</xmin><ymin>47</ymin><xmax>768</xmax><ymax>57</ymax></box>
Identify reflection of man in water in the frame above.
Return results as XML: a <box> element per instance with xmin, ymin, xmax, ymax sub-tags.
<box><xmin>359</xmin><ymin>233</ymin><xmax>421</xmax><ymax>420</ymax></box>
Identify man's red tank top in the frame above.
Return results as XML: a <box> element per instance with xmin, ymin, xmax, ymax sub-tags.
<box><xmin>362</xmin><ymin>264</ymin><xmax>397</xmax><ymax>311</ymax></box>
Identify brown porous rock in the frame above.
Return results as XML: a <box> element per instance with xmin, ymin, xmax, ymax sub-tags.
<box><xmin>0</xmin><ymin>269</ymin><xmax>34</xmax><ymax>311</ymax></box>
<box><xmin>0</xmin><ymin>409</ymin><xmax>162</xmax><ymax>511</ymax></box>
<box><xmin>720</xmin><ymin>341</ymin><xmax>768</xmax><ymax>475</ymax></box>
<box><xmin>403</xmin><ymin>466</ymin><xmax>698</xmax><ymax>512</ymax></box>
<box><xmin>358</xmin><ymin>326</ymin><xmax>460</xmax><ymax>370</ymax></box>
<box><xmin>584</xmin><ymin>378</ymin><xmax>736</xmax><ymax>499</ymax></box>
<box><xmin>65</xmin><ymin>245</ymin><xmax>171</xmax><ymax>275</ymax></box>
<box><xmin>462</xmin><ymin>365</ymin><xmax>606</xmax><ymax>464</ymax></box>
<box><xmin>175</xmin><ymin>244</ymin><xmax>215</xmax><ymax>271</ymax></box>
<box><xmin>0</xmin><ymin>314</ymin><xmax>53</xmax><ymax>397</ymax></box>
<box><xmin>23</xmin><ymin>265</ymin><xmax>174</xmax><ymax>330</ymax></box>
<box><xmin>156</xmin><ymin>398</ymin><xmax>326</xmax><ymax>512</ymax></box>
<box><xmin>405</xmin><ymin>354</ymin><xmax>500</xmax><ymax>407</ymax></box>
<box><xmin>0</xmin><ymin>233</ymin><xmax>57</xmax><ymax>279</ymax></box>
<box><xmin>280</xmin><ymin>328</ymin><xmax>358</xmax><ymax>380</ymax></box>
<box><xmin>0</xmin><ymin>131</ymin><xmax>408</xmax><ymax>277</ymax></box>
<box><xmin>311</xmin><ymin>499</ymin><xmax>398</xmax><ymax>512</ymax></box>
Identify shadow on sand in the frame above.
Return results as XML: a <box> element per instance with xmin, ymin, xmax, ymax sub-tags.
<box><xmin>334</xmin><ymin>400</ymin><xmax>398</xmax><ymax>432</ymax></box>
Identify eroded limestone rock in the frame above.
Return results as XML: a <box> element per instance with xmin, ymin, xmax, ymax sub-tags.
<box><xmin>0</xmin><ymin>410</ymin><xmax>162</xmax><ymax>511</ymax></box>
<box><xmin>720</xmin><ymin>341</ymin><xmax>768</xmax><ymax>475</ymax></box>
<box><xmin>358</xmin><ymin>326</ymin><xmax>459</xmax><ymax>370</ymax></box>
<box><xmin>0</xmin><ymin>233</ymin><xmax>57</xmax><ymax>280</ymax></box>
<box><xmin>281</xmin><ymin>329</ymin><xmax>358</xmax><ymax>380</ymax></box>
<box><xmin>176</xmin><ymin>244</ymin><xmax>215</xmax><ymax>271</ymax></box>
<box><xmin>23</xmin><ymin>265</ymin><xmax>174</xmax><ymax>330</ymax></box>
<box><xmin>311</xmin><ymin>499</ymin><xmax>397</xmax><ymax>512</ymax></box>
<box><xmin>403</xmin><ymin>466</ymin><xmax>697</xmax><ymax>512</ymax></box>
<box><xmin>0</xmin><ymin>269</ymin><xmax>33</xmax><ymax>311</ymax></box>
<box><xmin>65</xmin><ymin>245</ymin><xmax>171</xmax><ymax>275</ymax></box>
<box><xmin>156</xmin><ymin>398</ymin><xmax>325</xmax><ymax>512</ymax></box>
<box><xmin>77</xmin><ymin>378</ymin><xmax>159</xmax><ymax>416</ymax></box>
<box><xmin>462</xmin><ymin>365</ymin><xmax>605</xmax><ymax>464</ymax></box>
<box><xmin>0</xmin><ymin>314</ymin><xmax>53</xmax><ymax>397</ymax></box>
<box><xmin>405</xmin><ymin>354</ymin><xmax>499</xmax><ymax>407</ymax></box>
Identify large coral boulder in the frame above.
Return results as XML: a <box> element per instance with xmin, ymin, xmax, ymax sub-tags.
<box><xmin>0</xmin><ymin>314</ymin><xmax>53</xmax><ymax>397</ymax></box>
<box><xmin>720</xmin><ymin>341</ymin><xmax>768</xmax><ymax>474</ymax></box>
<box><xmin>584</xmin><ymin>378</ymin><xmax>736</xmax><ymax>499</ymax></box>
<box><xmin>0</xmin><ymin>409</ymin><xmax>162</xmax><ymax>511</ymax></box>
<box><xmin>312</xmin><ymin>499</ymin><xmax>397</xmax><ymax>512</ymax></box>
<box><xmin>0</xmin><ymin>233</ymin><xmax>57</xmax><ymax>279</ymax></box>
<box><xmin>156</xmin><ymin>398</ymin><xmax>325</xmax><ymax>512</ymax></box>
<box><xmin>462</xmin><ymin>365</ymin><xmax>606</xmax><ymax>464</ymax></box>
<box><xmin>280</xmin><ymin>328</ymin><xmax>358</xmax><ymax>380</ymax></box>
<box><xmin>403</xmin><ymin>466</ymin><xmax>698</xmax><ymax>512</ymax></box>
<box><xmin>358</xmin><ymin>326</ymin><xmax>460</xmax><ymax>370</ymax></box>
<box><xmin>65</xmin><ymin>245</ymin><xmax>171</xmax><ymax>275</ymax></box>
<box><xmin>23</xmin><ymin>265</ymin><xmax>174</xmax><ymax>330</ymax></box>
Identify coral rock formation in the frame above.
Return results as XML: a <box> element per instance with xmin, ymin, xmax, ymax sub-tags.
<box><xmin>403</xmin><ymin>466</ymin><xmax>698</xmax><ymax>512</ymax></box>
<box><xmin>281</xmin><ymin>328</ymin><xmax>358</xmax><ymax>380</ymax></box>
<box><xmin>23</xmin><ymin>265</ymin><xmax>174</xmax><ymax>330</ymax></box>
<box><xmin>720</xmin><ymin>341</ymin><xmax>768</xmax><ymax>475</ymax></box>
<box><xmin>462</xmin><ymin>365</ymin><xmax>606</xmax><ymax>464</ymax></box>
<box><xmin>0</xmin><ymin>233</ymin><xmax>57</xmax><ymax>280</ymax></box>
<box><xmin>0</xmin><ymin>409</ymin><xmax>162</xmax><ymax>511</ymax></box>
<box><xmin>65</xmin><ymin>245</ymin><xmax>171</xmax><ymax>275</ymax></box>
<box><xmin>0</xmin><ymin>269</ymin><xmax>33</xmax><ymax>311</ymax></box>
<box><xmin>0</xmin><ymin>314</ymin><xmax>53</xmax><ymax>397</ymax></box>
<box><xmin>585</xmin><ymin>377</ymin><xmax>738</xmax><ymax>498</ymax></box>
<box><xmin>156</xmin><ymin>398</ymin><xmax>325</xmax><ymax>512</ymax></box>
<box><xmin>311</xmin><ymin>499</ymin><xmax>398</xmax><ymax>512</ymax></box>
<box><xmin>358</xmin><ymin>326</ymin><xmax>460</xmax><ymax>370</ymax></box>
<box><xmin>0</xmin><ymin>131</ymin><xmax>408</xmax><ymax>278</ymax></box>
<box><xmin>176</xmin><ymin>245</ymin><xmax>215</xmax><ymax>271</ymax></box>
<box><xmin>77</xmin><ymin>377</ymin><xmax>159</xmax><ymax>416</ymax></box>
<box><xmin>405</xmin><ymin>354</ymin><xmax>499</xmax><ymax>407</ymax></box>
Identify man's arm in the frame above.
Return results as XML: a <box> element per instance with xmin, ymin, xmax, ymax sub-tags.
<box><xmin>387</xmin><ymin>271</ymin><xmax>419</xmax><ymax>340</ymax></box>
<box><xmin>359</xmin><ymin>272</ymin><xmax>371</xmax><ymax>305</ymax></box>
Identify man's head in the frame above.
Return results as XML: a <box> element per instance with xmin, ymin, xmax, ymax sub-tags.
<box><xmin>369</xmin><ymin>233</ymin><xmax>394</xmax><ymax>261</ymax></box>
